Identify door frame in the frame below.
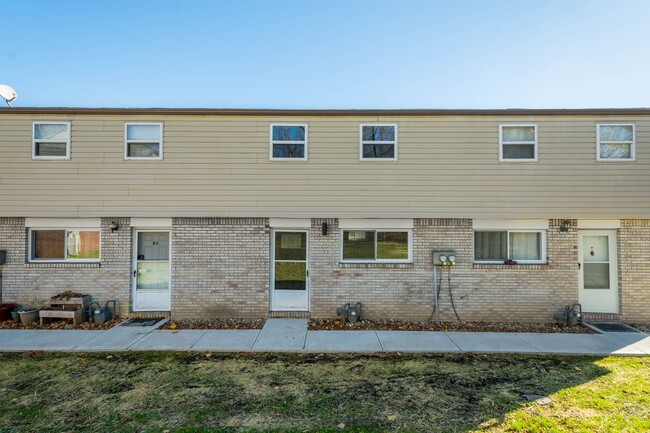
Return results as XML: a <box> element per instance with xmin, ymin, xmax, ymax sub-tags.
<box><xmin>131</xmin><ymin>229</ymin><xmax>172</xmax><ymax>312</ymax></box>
<box><xmin>578</xmin><ymin>229</ymin><xmax>619</xmax><ymax>313</ymax></box>
<box><xmin>270</xmin><ymin>228</ymin><xmax>310</xmax><ymax>312</ymax></box>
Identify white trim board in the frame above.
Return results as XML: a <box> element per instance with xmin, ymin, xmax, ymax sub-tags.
<box><xmin>25</xmin><ymin>217</ymin><xmax>101</xmax><ymax>228</ymax></box>
<box><xmin>577</xmin><ymin>220</ymin><xmax>621</xmax><ymax>229</ymax></box>
<box><xmin>269</xmin><ymin>218</ymin><xmax>311</xmax><ymax>228</ymax></box>
<box><xmin>339</xmin><ymin>218</ymin><xmax>413</xmax><ymax>230</ymax></box>
<box><xmin>130</xmin><ymin>218</ymin><xmax>172</xmax><ymax>228</ymax></box>
<box><xmin>473</xmin><ymin>219</ymin><xmax>549</xmax><ymax>230</ymax></box>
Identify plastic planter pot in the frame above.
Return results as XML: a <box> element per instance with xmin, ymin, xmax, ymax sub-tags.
<box><xmin>18</xmin><ymin>308</ymin><xmax>40</xmax><ymax>325</ymax></box>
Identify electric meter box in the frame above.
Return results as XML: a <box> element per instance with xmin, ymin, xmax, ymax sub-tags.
<box><xmin>432</xmin><ymin>251</ymin><xmax>455</xmax><ymax>266</ymax></box>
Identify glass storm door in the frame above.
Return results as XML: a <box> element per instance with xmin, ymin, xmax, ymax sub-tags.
<box><xmin>133</xmin><ymin>231</ymin><xmax>171</xmax><ymax>311</ymax></box>
<box><xmin>578</xmin><ymin>230</ymin><xmax>618</xmax><ymax>313</ymax></box>
<box><xmin>271</xmin><ymin>230</ymin><xmax>309</xmax><ymax>311</ymax></box>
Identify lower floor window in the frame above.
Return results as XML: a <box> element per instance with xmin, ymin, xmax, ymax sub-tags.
<box><xmin>342</xmin><ymin>230</ymin><xmax>410</xmax><ymax>262</ymax></box>
<box><xmin>30</xmin><ymin>229</ymin><xmax>100</xmax><ymax>261</ymax></box>
<box><xmin>474</xmin><ymin>230</ymin><xmax>544</xmax><ymax>263</ymax></box>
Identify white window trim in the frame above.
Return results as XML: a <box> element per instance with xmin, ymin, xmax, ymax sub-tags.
<box><xmin>473</xmin><ymin>229</ymin><xmax>547</xmax><ymax>264</ymax></box>
<box><xmin>340</xmin><ymin>229</ymin><xmax>412</xmax><ymax>263</ymax></box>
<box><xmin>596</xmin><ymin>123</ymin><xmax>635</xmax><ymax>162</ymax></box>
<box><xmin>269</xmin><ymin>123</ymin><xmax>308</xmax><ymax>161</ymax></box>
<box><xmin>499</xmin><ymin>124</ymin><xmax>538</xmax><ymax>162</ymax></box>
<box><xmin>32</xmin><ymin>121</ymin><xmax>71</xmax><ymax>160</ymax></box>
<box><xmin>359</xmin><ymin>124</ymin><xmax>398</xmax><ymax>161</ymax></box>
<box><xmin>124</xmin><ymin>123</ymin><xmax>164</xmax><ymax>160</ymax></box>
<box><xmin>28</xmin><ymin>228</ymin><xmax>102</xmax><ymax>263</ymax></box>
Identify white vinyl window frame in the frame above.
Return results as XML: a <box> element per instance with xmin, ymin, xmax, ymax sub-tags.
<box><xmin>359</xmin><ymin>124</ymin><xmax>398</xmax><ymax>161</ymax></box>
<box><xmin>32</xmin><ymin>121</ymin><xmax>71</xmax><ymax>160</ymax></box>
<box><xmin>499</xmin><ymin>124</ymin><xmax>538</xmax><ymax>162</ymax></box>
<box><xmin>28</xmin><ymin>228</ymin><xmax>102</xmax><ymax>263</ymax></box>
<box><xmin>269</xmin><ymin>123</ymin><xmax>308</xmax><ymax>161</ymax></box>
<box><xmin>340</xmin><ymin>229</ymin><xmax>412</xmax><ymax>263</ymax></box>
<box><xmin>124</xmin><ymin>122</ymin><xmax>164</xmax><ymax>160</ymax></box>
<box><xmin>596</xmin><ymin>123</ymin><xmax>636</xmax><ymax>162</ymax></box>
<box><xmin>473</xmin><ymin>229</ymin><xmax>547</xmax><ymax>264</ymax></box>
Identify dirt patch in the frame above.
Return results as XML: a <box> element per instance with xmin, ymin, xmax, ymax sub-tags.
<box><xmin>0</xmin><ymin>318</ymin><xmax>123</xmax><ymax>330</ymax></box>
<box><xmin>50</xmin><ymin>291</ymin><xmax>86</xmax><ymax>301</ymax></box>
<box><xmin>308</xmin><ymin>319</ymin><xmax>595</xmax><ymax>333</ymax></box>
<box><xmin>159</xmin><ymin>318</ymin><xmax>265</xmax><ymax>330</ymax></box>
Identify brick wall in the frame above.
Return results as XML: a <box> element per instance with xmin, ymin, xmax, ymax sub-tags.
<box><xmin>0</xmin><ymin>217</ymin><xmax>132</xmax><ymax>316</ymax></box>
<box><xmin>619</xmin><ymin>220</ymin><xmax>650</xmax><ymax>322</ymax></box>
<box><xmin>1</xmin><ymin>216</ymin><xmax>647</xmax><ymax>323</ymax></box>
<box><xmin>170</xmin><ymin>218</ymin><xmax>270</xmax><ymax>318</ymax></box>
<box><xmin>310</xmin><ymin>218</ymin><xmax>579</xmax><ymax>322</ymax></box>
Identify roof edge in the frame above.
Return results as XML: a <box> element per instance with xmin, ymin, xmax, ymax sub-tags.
<box><xmin>1</xmin><ymin>107</ymin><xmax>650</xmax><ymax>116</ymax></box>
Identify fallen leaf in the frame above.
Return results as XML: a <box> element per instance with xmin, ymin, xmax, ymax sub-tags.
<box><xmin>171</xmin><ymin>330</ymin><xmax>179</xmax><ymax>334</ymax></box>
<box><xmin>387</xmin><ymin>415</ymin><xmax>398</xmax><ymax>421</ymax></box>
<box><xmin>337</xmin><ymin>423</ymin><xmax>346</xmax><ymax>429</ymax></box>
<box><xmin>168</xmin><ymin>323</ymin><xmax>177</xmax><ymax>329</ymax></box>
<box><xmin>76</xmin><ymin>356</ymin><xmax>84</xmax><ymax>363</ymax></box>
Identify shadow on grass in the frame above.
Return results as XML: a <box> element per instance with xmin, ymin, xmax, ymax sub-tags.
<box><xmin>0</xmin><ymin>352</ymin><xmax>618</xmax><ymax>432</ymax></box>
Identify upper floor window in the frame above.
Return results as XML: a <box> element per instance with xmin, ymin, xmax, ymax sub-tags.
<box><xmin>33</xmin><ymin>122</ymin><xmax>70</xmax><ymax>159</ymax></box>
<box><xmin>360</xmin><ymin>124</ymin><xmax>397</xmax><ymax>160</ymax></box>
<box><xmin>270</xmin><ymin>124</ymin><xmax>307</xmax><ymax>160</ymax></box>
<box><xmin>125</xmin><ymin>123</ymin><xmax>163</xmax><ymax>160</ymax></box>
<box><xmin>499</xmin><ymin>124</ymin><xmax>537</xmax><ymax>161</ymax></box>
<box><xmin>597</xmin><ymin>124</ymin><xmax>635</xmax><ymax>161</ymax></box>
<box><xmin>29</xmin><ymin>229</ymin><xmax>100</xmax><ymax>262</ymax></box>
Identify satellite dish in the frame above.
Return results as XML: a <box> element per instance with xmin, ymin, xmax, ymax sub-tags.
<box><xmin>0</xmin><ymin>84</ymin><xmax>17</xmax><ymax>107</ymax></box>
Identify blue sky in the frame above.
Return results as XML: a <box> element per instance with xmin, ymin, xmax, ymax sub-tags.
<box><xmin>3</xmin><ymin>0</ymin><xmax>650</xmax><ymax>108</ymax></box>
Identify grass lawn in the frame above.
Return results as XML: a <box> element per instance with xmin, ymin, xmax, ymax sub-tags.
<box><xmin>0</xmin><ymin>352</ymin><xmax>647</xmax><ymax>432</ymax></box>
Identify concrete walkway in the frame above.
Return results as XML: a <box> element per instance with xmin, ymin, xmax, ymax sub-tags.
<box><xmin>0</xmin><ymin>318</ymin><xmax>649</xmax><ymax>355</ymax></box>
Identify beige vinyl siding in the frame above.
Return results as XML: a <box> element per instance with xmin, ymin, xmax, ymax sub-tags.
<box><xmin>1</xmin><ymin>113</ymin><xmax>650</xmax><ymax>218</ymax></box>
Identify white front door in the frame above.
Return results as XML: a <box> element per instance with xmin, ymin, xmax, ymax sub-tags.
<box><xmin>132</xmin><ymin>230</ymin><xmax>171</xmax><ymax>311</ymax></box>
<box><xmin>271</xmin><ymin>230</ymin><xmax>309</xmax><ymax>311</ymax></box>
<box><xmin>578</xmin><ymin>230</ymin><xmax>618</xmax><ymax>313</ymax></box>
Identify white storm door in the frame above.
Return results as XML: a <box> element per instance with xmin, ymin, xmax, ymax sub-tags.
<box><xmin>578</xmin><ymin>230</ymin><xmax>618</xmax><ymax>313</ymax></box>
<box><xmin>271</xmin><ymin>230</ymin><xmax>309</xmax><ymax>311</ymax></box>
<box><xmin>132</xmin><ymin>231</ymin><xmax>171</xmax><ymax>311</ymax></box>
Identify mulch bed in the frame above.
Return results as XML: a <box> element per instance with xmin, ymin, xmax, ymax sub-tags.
<box><xmin>308</xmin><ymin>319</ymin><xmax>596</xmax><ymax>334</ymax></box>
<box><xmin>159</xmin><ymin>318</ymin><xmax>266</xmax><ymax>330</ymax></box>
<box><xmin>0</xmin><ymin>318</ymin><xmax>123</xmax><ymax>330</ymax></box>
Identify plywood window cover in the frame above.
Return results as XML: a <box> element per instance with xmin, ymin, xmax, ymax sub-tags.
<box><xmin>28</xmin><ymin>228</ymin><xmax>101</xmax><ymax>263</ymax></box>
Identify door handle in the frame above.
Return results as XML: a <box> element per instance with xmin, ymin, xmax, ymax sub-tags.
<box><xmin>134</xmin><ymin>269</ymin><xmax>137</xmax><ymax>278</ymax></box>
<box><xmin>578</xmin><ymin>263</ymin><xmax>581</xmax><ymax>270</ymax></box>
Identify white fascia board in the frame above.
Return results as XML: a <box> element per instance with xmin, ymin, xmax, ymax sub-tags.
<box><xmin>473</xmin><ymin>219</ymin><xmax>549</xmax><ymax>230</ymax></box>
<box><xmin>577</xmin><ymin>219</ymin><xmax>621</xmax><ymax>229</ymax></box>
<box><xmin>339</xmin><ymin>218</ymin><xmax>414</xmax><ymax>230</ymax></box>
<box><xmin>269</xmin><ymin>218</ymin><xmax>311</xmax><ymax>229</ymax></box>
<box><xmin>25</xmin><ymin>217</ymin><xmax>101</xmax><ymax>228</ymax></box>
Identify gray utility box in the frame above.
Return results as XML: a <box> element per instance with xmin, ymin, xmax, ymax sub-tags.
<box><xmin>432</xmin><ymin>251</ymin><xmax>455</xmax><ymax>266</ymax></box>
